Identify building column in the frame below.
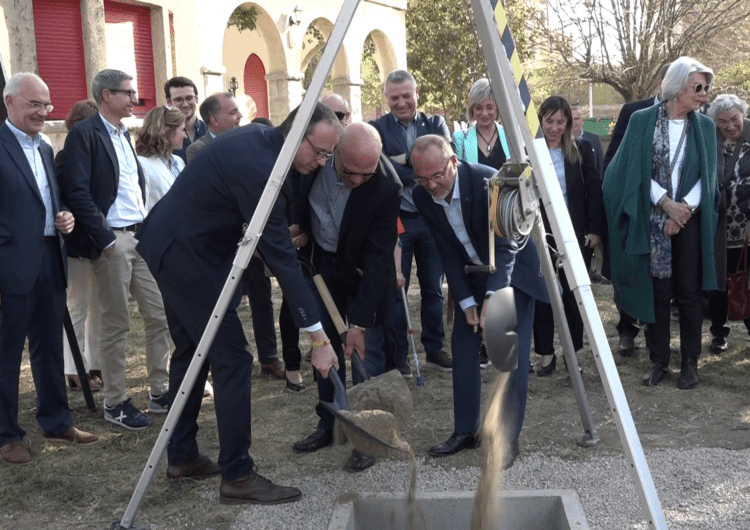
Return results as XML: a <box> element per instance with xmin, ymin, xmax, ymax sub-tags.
<box><xmin>266</xmin><ymin>70</ymin><xmax>303</xmax><ymax>125</ymax></box>
<box><xmin>331</xmin><ymin>77</ymin><xmax>363</xmax><ymax>123</ymax></box>
<box><xmin>80</xmin><ymin>0</ymin><xmax>108</xmax><ymax>98</ymax></box>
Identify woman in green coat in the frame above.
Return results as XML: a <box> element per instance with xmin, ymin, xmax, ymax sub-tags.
<box><xmin>603</xmin><ymin>56</ymin><xmax>720</xmax><ymax>390</ymax></box>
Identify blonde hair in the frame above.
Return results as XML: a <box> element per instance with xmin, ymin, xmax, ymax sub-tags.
<box><xmin>135</xmin><ymin>106</ymin><xmax>185</xmax><ymax>163</ymax></box>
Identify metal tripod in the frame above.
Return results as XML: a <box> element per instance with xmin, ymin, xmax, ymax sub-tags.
<box><xmin>471</xmin><ymin>0</ymin><xmax>667</xmax><ymax>527</ymax></box>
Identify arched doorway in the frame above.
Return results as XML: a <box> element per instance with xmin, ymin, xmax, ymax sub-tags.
<box><xmin>244</xmin><ymin>53</ymin><xmax>268</xmax><ymax>119</ymax></box>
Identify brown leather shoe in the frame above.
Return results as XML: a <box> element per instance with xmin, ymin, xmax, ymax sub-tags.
<box><xmin>260</xmin><ymin>360</ymin><xmax>285</xmax><ymax>380</ymax></box>
<box><xmin>43</xmin><ymin>426</ymin><xmax>99</xmax><ymax>445</ymax></box>
<box><xmin>167</xmin><ymin>454</ymin><xmax>221</xmax><ymax>480</ymax></box>
<box><xmin>0</xmin><ymin>442</ymin><xmax>32</xmax><ymax>464</ymax></box>
<box><xmin>219</xmin><ymin>468</ymin><xmax>302</xmax><ymax>505</ymax></box>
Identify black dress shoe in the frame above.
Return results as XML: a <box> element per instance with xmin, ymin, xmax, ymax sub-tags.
<box><xmin>219</xmin><ymin>467</ymin><xmax>301</xmax><ymax>505</ymax></box>
<box><xmin>343</xmin><ymin>449</ymin><xmax>376</xmax><ymax>472</ymax></box>
<box><xmin>428</xmin><ymin>432</ymin><xmax>480</xmax><ymax>457</ymax></box>
<box><xmin>709</xmin><ymin>336</ymin><xmax>728</xmax><ymax>354</ymax></box>
<box><xmin>618</xmin><ymin>336</ymin><xmax>635</xmax><ymax>357</ymax></box>
<box><xmin>285</xmin><ymin>378</ymin><xmax>305</xmax><ymax>392</ymax></box>
<box><xmin>167</xmin><ymin>454</ymin><xmax>221</xmax><ymax>480</ymax></box>
<box><xmin>677</xmin><ymin>362</ymin><xmax>698</xmax><ymax>390</ymax></box>
<box><xmin>293</xmin><ymin>428</ymin><xmax>333</xmax><ymax>453</ymax></box>
<box><xmin>536</xmin><ymin>354</ymin><xmax>556</xmax><ymax>377</ymax></box>
<box><xmin>642</xmin><ymin>362</ymin><xmax>668</xmax><ymax>387</ymax></box>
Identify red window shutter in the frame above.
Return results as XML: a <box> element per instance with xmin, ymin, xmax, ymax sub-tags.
<box><xmin>33</xmin><ymin>0</ymin><xmax>88</xmax><ymax>121</ymax></box>
<box><xmin>104</xmin><ymin>0</ymin><xmax>156</xmax><ymax>117</ymax></box>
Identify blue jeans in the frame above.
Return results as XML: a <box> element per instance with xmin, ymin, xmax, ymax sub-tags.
<box><xmin>393</xmin><ymin>215</ymin><xmax>445</xmax><ymax>361</ymax></box>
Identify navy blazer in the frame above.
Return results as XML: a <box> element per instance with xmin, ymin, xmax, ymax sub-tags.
<box><xmin>297</xmin><ymin>154</ymin><xmax>403</xmax><ymax>327</ymax></box>
<box><xmin>370</xmin><ymin>111</ymin><xmax>452</xmax><ymax>189</ymax></box>
<box><xmin>135</xmin><ymin>123</ymin><xmax>320</xmax><ymax>329</ymax></box>
<box><xmin>61</xmin><ymin>114</ymin><xmax>146</xmax><ymax>260</ymax></box>
<box><xmin>581</xmin><ymin>130</ymin><xmax>604</xmax><ymax>177</ymax></box>
<box><xmin>0</xmin><ymin>123</ymin><xmax>66</xmax><ymax>295</ymax></box>
<box><xmin>413</xmin><ymin>161</ymin><xmax>547</xmax><ymax>304</ymax></box>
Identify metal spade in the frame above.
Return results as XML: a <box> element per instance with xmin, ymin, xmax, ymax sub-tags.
<box><xmin>482</xmin><ymin>286</ymin><xmax>519</xmax><ymax>372</ymax></box>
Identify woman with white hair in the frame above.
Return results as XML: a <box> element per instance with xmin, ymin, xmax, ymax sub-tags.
<box><xmin>453</xmin><ymin>78</ymin><xmax>510</xmax><ymax>166</ymax></box>
<box><xmin>707</xmin><ymin>94</ymin><xmax>750</xmax><ymax>353</ymax></box>
<box><xmin>603</xmin><ymin>56</ymin><xmax>720</xmax><ymax>390</ymax></box>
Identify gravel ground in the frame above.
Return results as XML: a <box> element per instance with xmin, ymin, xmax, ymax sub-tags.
<box><xmin>173</xmin><ymin>446</ymin><xmax>750</xmax><ymax>529</ymax></box>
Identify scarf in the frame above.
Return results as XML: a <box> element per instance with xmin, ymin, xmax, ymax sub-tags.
<box><xmin>650</xmin><ymin>104</ymin><xmax>688</xmax><ymax>278</ymax></box>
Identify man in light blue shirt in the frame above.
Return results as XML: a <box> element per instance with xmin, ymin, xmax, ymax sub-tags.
<box><xmin>62</xmin><ymin>69</ymin><xmax>171</xmax><ymax>431</ymax></box>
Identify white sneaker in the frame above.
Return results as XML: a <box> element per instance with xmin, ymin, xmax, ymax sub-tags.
<box><xmin>203</xmin><ymin>380</ymin><xmax>214</xmax><ymax>397</ymax></box>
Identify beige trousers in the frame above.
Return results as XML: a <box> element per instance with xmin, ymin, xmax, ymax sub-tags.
<box><xmin>92</xmin><ymin>231</ymin><xmax>170</xmax><ymax>406</ymax></box>
<box><xmin>63</xmin><ymin>257</ymin><xmax>101</xmax><ymax>375</ymax></box>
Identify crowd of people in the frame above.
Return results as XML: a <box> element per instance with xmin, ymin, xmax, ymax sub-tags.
<box><xmin>1</xmin><ymin>55</ymin><xmax>747</xmax><ymax>506</ymax></box>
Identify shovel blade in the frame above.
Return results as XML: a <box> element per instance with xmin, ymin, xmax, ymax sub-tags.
<box><xmin>483</xmin><ymin>287</ymin><xmax>519</xmax><ymax>372</ymax></box>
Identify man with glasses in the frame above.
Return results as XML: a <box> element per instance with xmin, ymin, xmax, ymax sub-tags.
<box><xmin>62</xmin><ymin>69</ymin><xmax>171</xmax><ymax>430</ymax></box>
<box><xmin>321</xmin><ymin>93</ymin><xmax>351</xmax><ymax>126</ymax></box>
<box><xmin>371</xmin><ymin>69</ymin><xmax>453</xmax><ymax>377</ymax></box>
<box><xmin>0</xmin><ymin>72</ymin><xmax>99</xmax><ymax>464</ymax></box>
<box><xmin>135</xmin><ymin>103</ymin><xmax>341</xmax><ymax>503</ymax></box>
<box><xmin>410</xmin><ymin>135</ymin><xmax>546</xmax><ymax>465</ymax></box>
<box><xmin>165</xmin><ymin>77</ymin><xmax>207</xmax><ymax>162</ymax></box>
<box><xmin>292</xmin><ymin>122</ymin><xmax>402</xmax><ymax>473</ymax></box>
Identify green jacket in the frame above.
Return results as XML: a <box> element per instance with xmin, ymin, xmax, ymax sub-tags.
<box><xmin>602</xmin><ymin>103</ymin><xmax>719</xmax><ymax>323</ymax></box>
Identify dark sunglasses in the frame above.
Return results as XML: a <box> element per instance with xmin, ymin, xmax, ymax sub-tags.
<box><xmin>690</xmin><ymin>83</ymin><xmax>711</xmax><ymax>94</ymax></box>
<box><xmin>334</xmin><ymin>111</ymin><xmax>347</xmax><ymax>121</ymax></box>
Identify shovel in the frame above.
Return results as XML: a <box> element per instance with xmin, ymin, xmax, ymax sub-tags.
<box><xmin>319</xmin><ymin>364</ymin><xmax>401</xmax><ymax>455</ymax></box>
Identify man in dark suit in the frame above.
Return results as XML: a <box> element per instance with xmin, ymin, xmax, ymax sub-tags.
<box><xmin>571</xmin><ymin>106</ymin><xmax>605</xmax><ymax>176</ymax></box>
<box><xmin>165</xmin><ymin>76</ymin><xmax>207</xmax><ymax>162</ymax></box>
<box><xmin>185</xmin><ymin>92</ymin><xmax>242</xmax><ymax>163</ymax></box>
<box><xmin>62</xmin><ymin>69</ymin><xmax>171</xmax><ymax>431</ymax></box>
<box><xmin>370</xmin><ymin>69</ymin><xmax>452</xmax><ymax>376</ymax></box>
<box><xmin>410</xmin><ymin>135</ymin><xmax>547</xmax><ymax>467</ymax></box>
<box><xmin>135</xmin><ymin>103</ymin><xmax>341</xmax><ymax>504</ymax></box>
<box><xmin>291</xmin><ymin>122</ymin><xmax>402</xmax><ymax>472</ymax></box>
<box><xmin>602</xmin><ymin>62</ymin><xmax>669</xmax><ymax>356</ymax></box>
<box><xmin>0</xmin><ymin>73</ymin><xmax>98</xmax><ymax>465</ymax></box>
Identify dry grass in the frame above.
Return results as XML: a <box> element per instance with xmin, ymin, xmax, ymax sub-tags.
<box><xmin>2</xmin><ymin>279</ymin><xmax>750</xmax><ymax>529</ymax></box>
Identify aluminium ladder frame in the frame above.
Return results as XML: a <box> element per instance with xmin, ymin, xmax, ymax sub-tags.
<box><xmin>471</xmin><ymin>0</ymin><xmax>667</xmax><ymax>527</ymax></box>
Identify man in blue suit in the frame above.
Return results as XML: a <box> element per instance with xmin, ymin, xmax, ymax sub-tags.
<box><xmin>136</xmin><ymin>103</ymin><xmax>341</xmax><ymax>504</ymax></box>
<box><xmin>370</xmin><ymin>69</ymin><xmax>453</xmax><ymax>376</ymax></box>
<box><xmin>0</xmin><ymin>73</ymin><xmax>98</xmax><ymax>465</ymax></box>
<box><xmin>411</xmin><ymin>135</ymin><xmax>547</xmax><ymax>466</ymax></box>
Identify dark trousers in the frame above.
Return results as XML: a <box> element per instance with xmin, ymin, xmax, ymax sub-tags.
<box><xmin>452</xmin><ymin>283</ymin><xmax>535</xmax><ymax>444</ymax></box>
<box><xmin>242</xmin><ymin>256</ymin><xmax>278</xmax><ymax>364</ymax></box>
<box><xmin>161</xmin><ymin>282</ymin><xmax>253</xmax><ymax>482</ymax></box>
<box><xmin>392</xmin><ymin>215</ymin><xmax>445</xmax><ymax>361</ymax></box>
<box><xmin>649</xmin><ymin>214</ymin><xmax>703</xmax><ymax>366</ymax></box>
<box><xmin>0</xmin><ymin>241</ymin><xmax>72</xmax><ymax>446</ymax></box>
<box><xmin>533</xmin><ymin>267</ymin><xmax>584</xmax><ymax>355</ymax></box>
<box><xmin>278</xmin><ymin>298</ymin><xmax>302</xmax><ymax>372</ymax></box>
<box><xmin>709</xmin><ymin>245</ymin><xmax>750</xmax><ymax>338</ymax></box>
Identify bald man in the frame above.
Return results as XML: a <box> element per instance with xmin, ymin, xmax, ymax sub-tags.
<box><xmin>292</xmin><ymin>123</ymin><xmax>402</xmax><ymax>472</ymax></box>
<box><xmin>321</xmin><ymin>94</ymin><xmax>351</xmax><ymax>126</ymax></box>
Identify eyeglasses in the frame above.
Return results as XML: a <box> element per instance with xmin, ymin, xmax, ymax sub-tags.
<box><xmin>170</xmin><ymin>95</ymin><xmax>196</xmax><ymax>105</ymax></box>
<box><xmin>334</xmin><ymin>111</ymin><xmax>347</xmax><ymax>121</ymax></box>
<box><xmin>338</xmin><ymin>159</ymin><xmax>377</xmax><ymax>180</ymax></box>
<box><xmin>15</xmin><ymin>95</ymin><xmax>53</xmax><ymax>114</ymax></box>
<box><xmin>109</xmin><ymin>89</ymin><xmax>139</xmax><ymax>100</ymax></box>
<box><xmin>690</xmin><ymin>83</ymin><xmax>711</xmax><ymax>94</ymax></box>
<box><xmin>303</xmin><ymin>136</ymin><xmax>333</xmax><ymax>161</ymax></box>
<box><xmin>415</xmin><ymin>157</ymin><xmax>453</xmax><ymax>186</ymax></box>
